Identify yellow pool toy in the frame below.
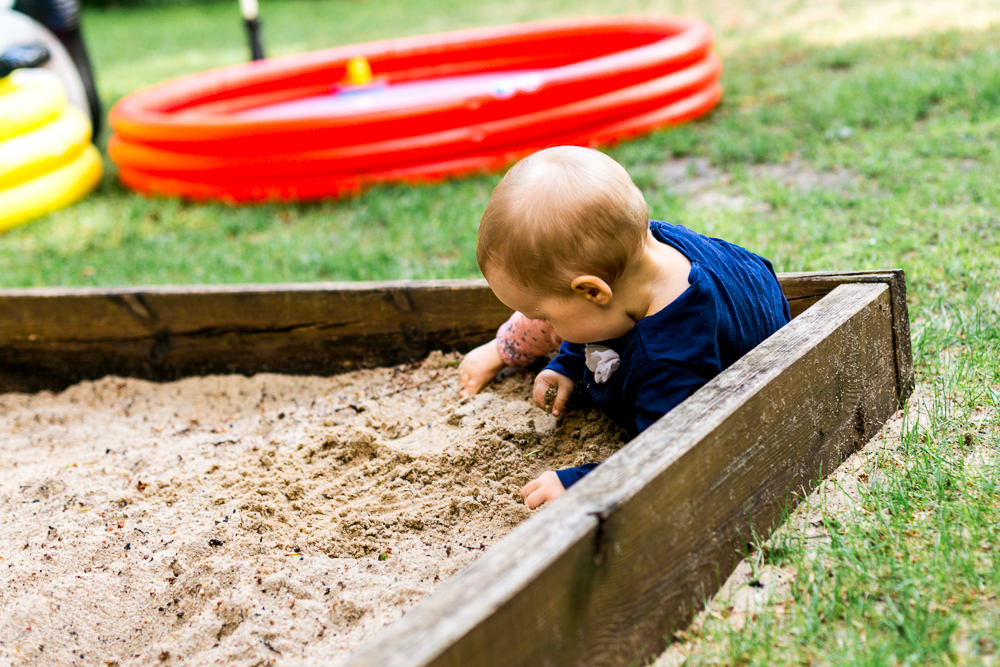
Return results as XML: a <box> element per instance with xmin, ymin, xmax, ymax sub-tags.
<box><xmin>0</xmin><ymin>68</ymin><xmax>101</xmax><ymax>233</ymax></box>
<box><xmin>0</xmin><ymin>68</ymin><xmax>66</xmax><ymax>138</ymax></box>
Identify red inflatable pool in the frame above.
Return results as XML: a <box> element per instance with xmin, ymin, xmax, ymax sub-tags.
<box><xmin>108</xmin><ymin>15</ymin><xmax>722</xmax><ymax>203</ymax></box>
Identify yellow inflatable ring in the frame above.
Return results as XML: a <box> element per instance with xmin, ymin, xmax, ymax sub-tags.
<box><xmin>0</xmin><ymin>69</ymin><xmax>67</xmax><ymax>140</ymax></box>
<box><xmin>0</xmin><ymin>105</ymin><xmax>91</xmax><ymax>189</ymax></box>
<box><xmin>0</xmin><ymin>143</ymin><xmax>102</xmax><ymax>233</ymax></box>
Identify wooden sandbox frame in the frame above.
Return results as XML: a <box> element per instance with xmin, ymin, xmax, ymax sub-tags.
<box><xmin>0</xmin><ymin>269</ymin><xmax>913</xmax><ymax>667</ymax></box>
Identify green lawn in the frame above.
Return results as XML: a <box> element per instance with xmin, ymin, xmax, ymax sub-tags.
<box><xmin>3</xmin><ymin>0</ymin><xmax>1000</xmax><ymax>664</ymax></box>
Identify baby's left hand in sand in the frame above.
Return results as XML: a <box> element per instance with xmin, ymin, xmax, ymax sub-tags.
<box><xmin>458</xmin><ymin>340</ymin><xmax>506</xmax><ymax>398</ymax></box>
<box><xmin>532</xmin><ymin>369</ymin><xmax>574</xmax><ymax>416</ymax></box>
<box><xmin>520</xmin><ymin>470</ymin><xmax>565</xmax><ymax>509</ymax></box>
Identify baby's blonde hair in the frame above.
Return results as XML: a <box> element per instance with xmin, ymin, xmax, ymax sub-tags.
<box><xmin>477</xmin><ymin>146</ymin><xmax>648</xmax><ymax>295</ymax></box>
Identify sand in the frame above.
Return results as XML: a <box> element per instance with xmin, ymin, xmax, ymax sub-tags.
<box><xmin>0</xmin><ymin>353</ymin><xmax>627</xmax><ymax>667</ymax></box>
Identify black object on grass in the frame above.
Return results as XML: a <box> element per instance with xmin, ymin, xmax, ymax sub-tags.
<box><xmin>12</xmin><ymin>0</ymin><xmax>103</xmax><ymax>135</ymax></box>
<box><xmin>239</xmin><ymin>0</ymin><xmax>265</xmax><ymax>61</ymax></box>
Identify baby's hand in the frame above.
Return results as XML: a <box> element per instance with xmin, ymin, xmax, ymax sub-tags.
<box><xmin>458</xmin><ymin>340</ymin><xmax>506</xmax><ymax>398</ymax></box>
<box><xmin>521</xmin><ymin>470</ymin><xmax>565</xmax><ymax>509</ymax></box>
<box><xmin>532</xmin><ymin>369</ymin><xmax>574</xmax><ymax>416</ymax></box>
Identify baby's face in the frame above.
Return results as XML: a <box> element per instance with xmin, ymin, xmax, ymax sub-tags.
<box><xmin>487</xmin><ymin>270</ymin><xmax>632</xmax><ymax>344</ymax></box>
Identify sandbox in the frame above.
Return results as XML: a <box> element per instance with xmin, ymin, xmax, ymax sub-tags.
<box><xmin>1</xmin><ymin>355</ymin><xmax>625</xmax><ymax>665</ymax></box>
<box><xmin>0</xmin><ymin>270</ymin><xmax>912</xmax><ymax>667</ymax></box>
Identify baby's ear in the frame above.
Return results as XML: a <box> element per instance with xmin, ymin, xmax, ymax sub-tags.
<box><xmin>570</xmin><ymin>276</ymin><xmax>612</xmax><ymax>305</ymax></box>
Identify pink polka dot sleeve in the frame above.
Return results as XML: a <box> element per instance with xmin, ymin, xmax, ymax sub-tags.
<box><xmin>496</xmin><ymin>311</ymin><xmax>563</xmax><ymax>367</ymax></box>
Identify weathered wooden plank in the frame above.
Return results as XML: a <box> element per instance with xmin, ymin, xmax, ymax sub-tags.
<box><xmin>781</xmin><ymin>270</ymin><xmax>888</xmax><ymax>316</ymax></box>
<box><xmin>0</xmin><ymin>271</ymin><xmax>911</xmax><ymax>396</ymax></box>
<box><xmin>344</xmin><ymin>282</ymin><xmax>905</xmax><ymax>667</ymax></box>
<box><xmin>0</xmin><ymin>281</ymin><xmax>513</xmax><ymax>392</ymax></box>
<box><xmin>778</xmin><ymin>269</ymin><xmax>912</xmax><ymax>398</ymax></box>
<box><xmin>0</xmin><ymin>270</ymin><xmax>903</xmax><ymax>342</ymax></box>
<box><xmin>0</xmin><ymin>280</ymin><xmax>503</xmax><ymax>341</ymax></box>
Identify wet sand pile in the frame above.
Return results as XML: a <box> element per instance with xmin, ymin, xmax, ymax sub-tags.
<box><xmin>0</xmin><ymin>352</ymin><xmax>626</xmax><ymax>667</ymax></box>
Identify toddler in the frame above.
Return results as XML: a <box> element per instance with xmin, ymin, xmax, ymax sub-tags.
<box><xmin>474</xmin><ymin>146</ymin><xmax>791</xmax><ymax>509</ymax></box>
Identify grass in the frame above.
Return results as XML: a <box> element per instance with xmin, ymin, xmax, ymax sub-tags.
<box><xmin>5</xmin><ymin>3</ymin><xmax>1000</xmax><ymax>291</ymax></box>
<box><xmin>3</xmin><ymin>0</ymin><xmax>1000</xmax><ymax>663</ymax></box>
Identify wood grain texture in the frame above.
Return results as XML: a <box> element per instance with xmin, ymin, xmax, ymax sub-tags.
<box><xmin>0</xmin><ymin>271</ymin><xmax>911</xmax><ymax>394</ymax></box>
<box><xmin>0</xmin><ymin>280</ymin><xmax>513</xmax><ymax>392</ymax></box>
<box><xmin>778</xmin><ymin>269</ymin><xmax>913</xmax><ymax>399</ymax></box>
<box><xmin>343</xmin><ymin>282</ymin><xmax>902</xmax><ymax>667</ymax></box>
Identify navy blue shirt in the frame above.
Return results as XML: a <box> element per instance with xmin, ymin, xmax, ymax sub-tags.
<box><xmin>549</xmin><ymin>220</ymin><xmax>790</xmax><ymax>489</ymax></box>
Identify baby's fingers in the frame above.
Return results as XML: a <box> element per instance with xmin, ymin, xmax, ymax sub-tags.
<box><xmin>520</xmin><ymin>471</ymin><xmax>565</xmax><ymax>509</ymax></box>
<box><xmin>533</xmin><ymin>372</ymin><xmax>573</xmax><ymax>416</ymax></box>
<box><xmin>457</xmin><ymin>368</ymin><xmax>484</xmax><ymax>398</ymax></box>
<box><xmin>532</xmin><ymin>379</ymin><xmax>551</xmax><ymax>409</ymax></box>
<box><xmin>551</xmin><ymin>384</ymin><xmax>572</xmax><ymax>417</ymax></box>
<box><xmin>532</xmin><ymin>371</ymin><xmax>563</xmax><ymax>410</ymax></box>
<box><xmin>457</xmin><ymin>341</ymin><xmax>504</xmax><ymax>398</ymax></box>
<box><xmin>457</xmin><ymin>366</ymin><xmax>473</xmax><ymax>397</ymax></box>
<box><xmin>520</xmin><ymin>477</ymin><xmax>541</xmax><ymax>500</ymax></box>
<box><xmin>524</xmin><ymin>487</ymin><xmax>548</xmax><ymax>510</ymax></box>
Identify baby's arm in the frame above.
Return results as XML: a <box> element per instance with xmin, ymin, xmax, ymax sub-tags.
<box><xmin>527</xmin><ymin>363</ymin><xmax>706</xmax><ymax>502</ymax></box>
<box><xmin>496</xmin><ymin>312</ymin><xmax>562</xmax><ymax>366</ymax></box>
<box><xmin>458</xmin><ymin>312</ymin><xmax>561</xmax><ymax>397</ymax></box>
